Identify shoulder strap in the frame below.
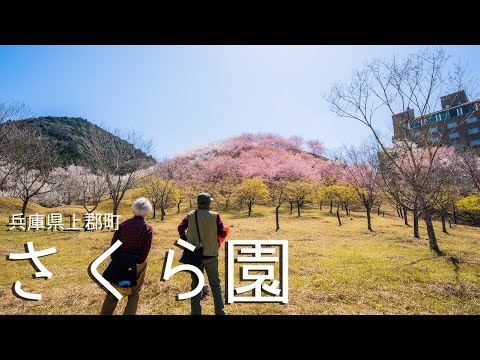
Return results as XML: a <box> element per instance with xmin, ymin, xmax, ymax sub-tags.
<box><xmin>195</xmin><ymin>210</ymin><xmax>202</xmax><ymax>245</ymax></box>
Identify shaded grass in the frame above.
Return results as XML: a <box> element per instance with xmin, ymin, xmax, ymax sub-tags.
<box><xmin>0</xmin><ymin>198</ymin><xmax>479</xmax><ymax>314</ymax></box>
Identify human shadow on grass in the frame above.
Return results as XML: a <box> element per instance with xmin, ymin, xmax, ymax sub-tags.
<box><xmin>444</xmin><ymin>254</ymin><xmax>465</xmax><ymax>291</ymax></box>
<box><xmin>401</xmin><ymin>251</ymin><xmax>465</xmax><ymax>292</ymax></box>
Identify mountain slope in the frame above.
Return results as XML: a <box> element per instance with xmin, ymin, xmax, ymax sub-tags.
<box><xmin>10</xmin><ymin>116</ymin><xmax>154</xmax><ymax>166</ymax></box>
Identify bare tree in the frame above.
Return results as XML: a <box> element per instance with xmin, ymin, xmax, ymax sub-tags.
<box><xmin>435</xmin><ymin>185</ymin><xmax>460</xmax><ymax>233</ymax></box>
<box><xmin>76</xmin><ymin>125</ymin><xmax>154</xmax><ymax>219</ymax></box>
<box><xmin>339</xmin><ymin>141</ymin><xmax>381</xmax><ymax>231</ymax></box>
<box><xmin>139</xmin><ymin>174</ymin><xmax>162</xmax><ymax>218</ymax></box>
<box><xmin>0</xmin><ymin>101</ymin><xmax>31</xmax><ymax>191</ymax></box>
<box><xmin>7</xmin><ymin>128</ymin><xmax>61</xmax><ymax>214</ymax></box>
<box><xmin>33</xmin><ymin>166</ymin><xmax>81</xmax><ymax>207</ymax></box>
<box><xmin>379</xmin><ymin>158</ymin><xmax>422</xmax><ymax>238</ymax></box>
<box><xmin>327</xmin><ymin>47</ymin><xmax>477</xmax><ymax>255</ymax></box>
<box><xmin>152</xmin><ymin>162</ymin><xmax>178</xmax><ymax>221</ymax></box>
<box><xmin>268</xmin><ymin>179</ymin><xmax>290</xmax><ymax>231</ymax></box>
<box><xmin>78</xmin><ymin>167</ymin><xmax>107</xmax><ymax>213</ymax></box>
<box><xmin>455</xmin><ymin>147</ymin><xmax>480</xmax><ymax>192</ymax></box>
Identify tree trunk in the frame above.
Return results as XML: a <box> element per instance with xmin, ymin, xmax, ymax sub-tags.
<box><xmin>441</xmin><ymin>214</ymin><xmax>448</xmax><ymax>234</ymax></box>
<box><xmin>152</xmin><ymin>203</ymin><xmax>156</xmax><ymax>218</ymax></box>
<box><xmin>395</xmin><ymin>206</ymin><xmax>400</xmax><ymax>217</ymax></box>
<box><xmin>160</xmin><ymin>206</ymin><xmax>165</xmax><ymax>221</ymax></box>
<box><xmin>424</xmin><ymin>210</ymin><xmax>442</xmax><ymax>254</ymax></box>
<box><xmin>319</xmin><ymin>201</ymin><xmax>323</xmax><ymax>210</ymax></box>
<box><xmin>329</xmin><ymin>201</ymin><xmax>333</xmax><ymax>214</ymax></box>
<box><xmin>275</xmin><ymin>207</ymin><xmax>280</xmax><ymax>231</ymax></box>
<box><xmin>345</xmin><ymin>203</ymin><xmax>349</xmax><ymax>215</ymax></box>
<box><xmin>403</xmin><ymin>207</ymin><xmax>409</xmax><ymax>226</ymax></box>
<box><xmin>248</xmin><ymin>202</ymin><xmax>252</xmax><ymax>217</ymax></box>
<box><xmin>177</xmin><ymin>202</ymin><xmax>180</xmax><ymax>213</ymax></box>
<box><xmin>297</xmin><ymin>201</ymin><xmax>301</xmax><ymax>217</ymax></box>
<box><xmin>377</xmin><ymin>205</ymin><xmax>381</xmax><ymax>216</ymax></box>
<box><xmin>452</xmin><ymin>205</ymin><xmax>457</xmax><ymax>224</ymax></box>
<box><xmin>448</xmin><ymin>217</ymin><xmax>452</xmax><ymax>229</ymax></box>
<box><xmin>399</xmin><ymin>206</ymin><xmax>404</xmax><ymax>218</ymax></box>
<box><xmin>189</xmin><ymin>198</ymin><xmax>192</xmax><ymax>207</ymax></box>
<box><xmin>21</xmin><ymin>198</ymin><xmax>29</xmax><ymax>216</ymax></box>
<box><xmin>336</xmin><ymin>209</ymin><xmax>342</xmax><ymax>226</ymax></box>
<box><xmin>341</xmin><ymin>203</ymin><xmax>344</xmax><ymax>211</ymax></box>
<box><xmin>367</xmin><ymin>207</ymin><xmax>372</xmax><ymax>231</ymax></box>
<box><xmin>225</xmin><ymin>198</ymin><xmax>229</xmax><ymax>210</ymax></box>
<box><xmin>112</xmin><ymin>203</ymin><xmax>120</xmax><ymax>228</ymax></box>
<box><xmin>289</xmin><ymin>201</ymin><xmax>293</xmax><ymax>214</ymax></box>
<box><xmin>413</xmin><ymin>210</ymin><xmax>419</xmax><ymax>238</ymax></box>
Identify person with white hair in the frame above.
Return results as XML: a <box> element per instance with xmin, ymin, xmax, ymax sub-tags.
<box><xmin>100</xmin><ymin>197</ymin><xmax>154</xmax><ymax>315</ymax></box>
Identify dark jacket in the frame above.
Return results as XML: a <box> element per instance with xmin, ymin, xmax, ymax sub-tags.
<box><xmin>102</xmin><ymin>252</ymin><xmax>137</xmax><ymax>287</ymax></box>
<box><xmin>111</xmin><ymin>216</ymin><xmax>153</xmax><ymax>264</ymax></box>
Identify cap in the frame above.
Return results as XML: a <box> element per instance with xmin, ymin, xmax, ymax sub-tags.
<box><xmin>197</xmin><ymin>192</ymin><xmax>213</xmax><ymax>205</ymax></box>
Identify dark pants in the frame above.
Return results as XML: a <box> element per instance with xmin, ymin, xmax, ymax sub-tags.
<box><xmin>100</xmin><ymin>261</ymin><xmax>147</xmax><ymax>315</ymax></box>
<box><xmin>191</xmin><ymin>256</ymin><xmax>225</xmax><ymax>315</ymax></box>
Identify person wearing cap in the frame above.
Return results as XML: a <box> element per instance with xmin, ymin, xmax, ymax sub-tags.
<box><xmin>177</xmin><ymin>193</ymin><xmax>227</xmax><ymax>315</ymax></box>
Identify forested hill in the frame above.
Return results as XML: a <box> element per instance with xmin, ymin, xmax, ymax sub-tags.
<box><xmin>9</xmin><ymin>116</ymin><xmax>155</xmax><ymax>166</ymax></box>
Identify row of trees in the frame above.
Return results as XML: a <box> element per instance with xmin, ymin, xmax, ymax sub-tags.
<box><xmin>135</xmin><ymin>140</ymin><xmax>479</xmax><ymax>239</ymax></box>
<box><xmin>327</xmin><ymin>46</ymin><xmax>480</xmax><ymax>254</ymax></box>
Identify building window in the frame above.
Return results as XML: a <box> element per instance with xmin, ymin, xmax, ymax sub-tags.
<box><xmin>471</xmin><ymin>139</ymin><xmax>480</xmax><ymax>147</ymax></box>
<box><xmin>462</xmin><ymin>104</ymin><xmax>475</xmax><ymax>114</ymax></box>
<box><xmin>426</xmin><ymin>115</ymin><xmax>438</xmax><ymax>124</ymax></box>
<box><xmin>449</xmin><ymin>109</ymin><xmax>458</xmax><ymax>118</ymax></box>
<box><xmin>466</xmin><ymin>116</ymin><xmax>478</xmax><ymax>124</ymax></box>
<box><xmin>409</xmin><ymin>120</ymin><xmax>422</xmax><ymax>129</ymax></box>
<box><xmin>429</xmin><ymin>127</ymin><xmax>438</xmax><ymax>133</ymax></box>
<box><xmin>468</xmin><ymin>127</ymin><xmax>480</xmax><ymax>135</ymax></box>
<box><xmin>439</xmin><ymin>112</ymin><xmax>449</xmax><ymax>120</ymax></box>
<box><xmin>447</xmin><ymin>122</ymin><xmax>457</xmax><ymax>129</ymax></box>
<box><xmin>449</xmin><ymin>132</ymin><xmax>460</xmax><ymax>139</ymax></box>
<box><xmin>431</xmin><ymin>137</ymin><xmax>440</xmax><ymax>143</ymax></box>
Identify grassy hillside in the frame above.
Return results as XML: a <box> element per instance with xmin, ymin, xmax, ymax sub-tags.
<box><xmin>1</xmin><ymin>199</ymin><xmax>479</xmax><ymax>315</ymax></box>
<box><xmin>0</xmin><ymin>197</ymin><xmax>47</xmax><ymax>215</ymax></box>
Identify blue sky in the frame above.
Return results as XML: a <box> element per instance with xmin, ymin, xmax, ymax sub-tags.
<box><xmin>0</xmin><ymin>45</ymin><xmax>479</xmax><ymax>159</ymax></box>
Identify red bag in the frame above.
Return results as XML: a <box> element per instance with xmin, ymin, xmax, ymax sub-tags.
<box><xmin>218</xmin><ymin>227</ymin><xmax>229</xmax><ymax>246</ymax></box>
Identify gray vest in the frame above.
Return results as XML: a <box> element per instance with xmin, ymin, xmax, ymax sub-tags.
<box><xmin>186</xmin><ymin>209</ymin><xmax>219</xmax><ymax>256</ymax></box>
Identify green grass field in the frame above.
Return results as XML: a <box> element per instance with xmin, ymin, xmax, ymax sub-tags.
<box><xmin>1</xmin><ymin>196</ymin><xmax>479</xmax><ymax>314</ymax></box>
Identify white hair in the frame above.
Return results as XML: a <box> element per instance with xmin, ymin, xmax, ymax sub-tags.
<box><xmin>132</xmin><ymin>197</ymin><xmax>152</xmax><ymax>217</ymax></box>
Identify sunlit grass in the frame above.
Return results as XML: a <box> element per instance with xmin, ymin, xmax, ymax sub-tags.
<box><xmin>1</xmin><ymin>197</ymin><xmax>479</xmax><ymax>314</ymax></box>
